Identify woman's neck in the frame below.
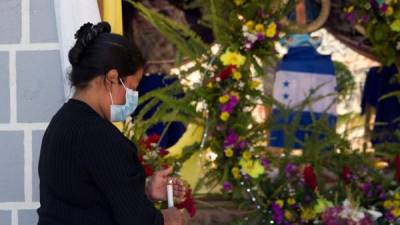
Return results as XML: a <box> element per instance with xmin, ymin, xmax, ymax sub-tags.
<box><xmin>72</xmin><ymin>89</ymin><xmax>106</xmax><ymax>119</ymax></box>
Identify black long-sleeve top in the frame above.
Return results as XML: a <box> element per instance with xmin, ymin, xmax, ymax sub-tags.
<box><xmin>37</xmin><ymin>99</ymin><xmax>163</xmax><ymax>225</ymax></box>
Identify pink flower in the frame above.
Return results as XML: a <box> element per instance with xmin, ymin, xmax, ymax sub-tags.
<box><xmin>158</xmin><ymin>148</ymin><xmax>169</xmax><ymax>157</ymax></box>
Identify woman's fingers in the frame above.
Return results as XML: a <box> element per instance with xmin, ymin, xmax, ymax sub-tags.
<box><xmin>158</xmin><ymin>166</ymin><xmax>173</xmax><ymax>177</ymax></box>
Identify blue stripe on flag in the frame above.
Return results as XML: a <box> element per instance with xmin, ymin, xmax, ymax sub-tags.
<box><xmin>277</xmin><ymin>47</ymin><xmax>335</xmax><ymax>75</ymax></box>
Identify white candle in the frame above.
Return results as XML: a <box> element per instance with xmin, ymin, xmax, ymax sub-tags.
<box><xmin>167</xmin><ymin>179</ymin><xmax>174</xmax><ymax>208</ymax></box>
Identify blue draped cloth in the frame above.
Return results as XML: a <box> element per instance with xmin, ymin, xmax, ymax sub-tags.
<box><xmin>133</xmin><ymin>73</ymin><xmax>186</xmax><ymax>148</ymax></box>
<box><xmin>361</xmin><ymin>65</ymin><xmax>400</xmax><ymax>145</ymax></box>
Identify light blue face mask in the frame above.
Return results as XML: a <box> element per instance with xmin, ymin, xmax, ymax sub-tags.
<box><xmin>109</xmin><ymin>78</ymin><xmax>139</xmax><ymax>122</ymax></box>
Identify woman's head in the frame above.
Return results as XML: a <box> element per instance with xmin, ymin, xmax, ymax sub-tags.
<box><xmin>69</xmin><ymin>22</ymin><xmax>145</xmax><ymax>121</ymax></box>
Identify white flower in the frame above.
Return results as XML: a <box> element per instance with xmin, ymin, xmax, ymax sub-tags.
<box><xmin>246</xmin><ymin>33</ymin><xmax>258</xmax><ymax>43</ymax></box>
<box><xmin>242</xmin><ymin>26</ymin><xmax>248</xmax><ymax>32</ymax></box>
<box><xmin>266</xmin><ymin>167</ymin><xmax>279</xmax><ymax>180</ymax></box>
<box><xmin>351</xmin><ymin>211</ymin><xmax>365</xmax><ymax>222</ymax></box>
<box><xmin>338</xmin><ymin>199</ymin><xmax>368</xmax><ymax>222</ymax></box>
<box><xmin>396</xmin><ymin>42</ymin><xmax>400</xmax><ymax>50</ymax></box>
<box><xmin>367</xmin><ymin>209</ymin><xmax>382</xmax><ymax>220</ymax></box>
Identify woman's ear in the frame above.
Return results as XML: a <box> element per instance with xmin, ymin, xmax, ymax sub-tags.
<box><xmin>105</xmin><ymin>69</ymin><xmax>119</xmax><ymax>84</ymax></box>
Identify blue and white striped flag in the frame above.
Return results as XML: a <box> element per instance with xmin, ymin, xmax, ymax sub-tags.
<box><xmin>269</xmin><ymin>46</ymin><xmax>337</xmax><ymax>148</ymax></box>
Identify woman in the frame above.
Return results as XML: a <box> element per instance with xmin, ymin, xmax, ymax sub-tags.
<box><xmin>37</xmin><ymin>22</ymin><xmax>185</xmax><ymax>225</ymax></box>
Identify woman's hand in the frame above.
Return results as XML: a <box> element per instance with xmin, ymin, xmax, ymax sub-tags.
<box><xmin>162</xmin><ymin>208</ymin><xmax>184</xmax><ymax>225</ymax></box>
<box><xmin>146</xmin><ymin>167</ymin><xmax>187</xmax><ymax>203</ymax></box>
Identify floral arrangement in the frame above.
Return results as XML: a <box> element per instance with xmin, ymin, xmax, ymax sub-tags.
<box><xmin>345</xmin><ymin>0</ymin><xmax>400</xmax><ymax>66</ymax></box>
<box><xmin>124</xmin><ymin>0</ymin><xmax>400</xmax><ymax>224</ymax></box>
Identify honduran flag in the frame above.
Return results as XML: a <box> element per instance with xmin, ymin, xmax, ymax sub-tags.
<box><xmin>269</xmin><ymin>46</ymin><xmax>337</xmax><ymax>148</ymax></box>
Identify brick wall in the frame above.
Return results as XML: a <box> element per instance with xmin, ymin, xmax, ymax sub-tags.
<box><xmin>0</xmin><ymin>0</ymin><xmax>64</xmax><ymax>224</ymax></box>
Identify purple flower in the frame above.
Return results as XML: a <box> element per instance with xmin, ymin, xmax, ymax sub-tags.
<box><xmin>322</xmin><ymin>206</ymin><xmax>344</xmax><ymax>225</ymax></box>
<box><xmin>361</xmin><ymin>183</ymin><xmax>372</xmax><ymax>195</ymax></box>
<box><xmin>271</xmin><ymin>202</ymin><xmax>284</xmax><ymax>224</ymax></box>
<box><xmin>220</xmin><ymin>95</ymin><xmax>239</xmax><ymax>113</ymax></box>
<box><xmin>261</xmin><ymin>158</ymin><xmax>269</xmax><ymax>168</ymax></box>
<box><xmin>370</xmin><ymin>0</ymin><xmax>380</xmax><ymax>10</ymax></box>
<box><xmin>285</xmin><ymin>163</ymin><xmax>297</xmax><ymax>178</ymax></box>
<box><xmin>380</xmin><ymin>4</ymin><xmax>388</xmax><ymax>13</ymax></box>
<box><xmin>346</xmin><ymin>12</ymin><xmax>356</xmax><ymax>24</ymax></box>
<box><xmin>257</xmin><ymin>32</ymin><xmax>265</xmax><ymax>41</ymax></box>
<box><xmin>228</xmin><ymin>95</ymin><xmax>239</xmax><ymax>107</ymax></box>
<box><xmin>223</xmin><ymin>181</ymin><xmax>233</xmax><ymax>191</ymax></box>
<box><xmin>378</xmin><ymin>193</ymin><xmax>386</xmax><ymax>200</ymax></box>
<box><xmin>238</xmin><ymin>140</ymin><xmax>248</xmax><ymax>149</ymax></box>
<box><xmin>361</xmin><ymin>15</ymin><xmax>370</xmax><ymax>23</ymax></box>
<box><xmin>385</xmin><ymin>212</ymin><xmax>395</xmax><ymax>222</ymax></box>
<box><xmin>220</xmin><ymin>104</ymin><xmax>233</xmax><ymax>113</ymax></box>
<box><xmin>224</xmin><ymin>129</ymin><xmax>239</xmax><ymax>147</ymax></box>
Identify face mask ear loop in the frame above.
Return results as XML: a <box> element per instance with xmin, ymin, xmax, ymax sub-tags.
<box><xmin>108</xmin><ymin>82</ymin><xmax>114</xmax><ymax>105</ymax></box>
<box><xmin>119</xmin><ymin>78</ymin><xmax>128</xmax><ymax>90</ymax></box>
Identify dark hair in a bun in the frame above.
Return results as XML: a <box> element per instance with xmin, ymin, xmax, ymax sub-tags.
<box><xmin>68</xmin><ymin>22</ymin><xmax>145</xmax><ymax>88</ymax></box>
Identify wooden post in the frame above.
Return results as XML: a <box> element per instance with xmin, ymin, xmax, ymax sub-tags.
<box><xmin>295</xmin><ymin>0</ymin><xmax>307</xmax><ymax>26</ymax></box>
<box><xmin>97</xmin><ymin>0</ymin><xmax>103</xmax><ymax>19</ymax></box>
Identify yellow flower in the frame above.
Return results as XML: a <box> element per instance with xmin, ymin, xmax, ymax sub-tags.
<box><xmin>301</xmin><ymin>208</ymin><xmax>316</xmax><ymax>221</ymax></box>
<box><xmin>220</xmin><ymin>112</ymin><xmax>230</xmax><ymax>121</ymax></box>
<box><xmin>230</xmin><ymin>91</ymin><xmax>240</xmax><ymax>100</ymax></box>
<box><xmin>219</xmin><ymin>95</ymin><xmax>230</xmax><ymax>104</ymax></box>
<box><xmin>314</xmin><ymin>198</ymin><xmax>332</xmax><ymax>214</ymax></box>
<box><xmin>255</xmin><ymin>24</ymin><xmax>265</xmax><ymax>32</ymax></box>
<box><xmin>220</xmin><ymin>50</ymin><xmax>246</xmax><ymax>67</ymax></box>
<box><xmin>225</xmin><ymin>148</ymin><xmax>234</xmax><ymax>157</ymax></box>
<box><xmin>265</xmin><ymin>22</ymin><xmax>277</xmax><ymax>38</ymax></box>
<box><xmin>239</xmin><ymin>159</ymin><xmax>265</xmax><ymax>178</ymax></box>
<box><xmin>394</xmin><ymin>200</ymin><xmax>400</xmax><ymax>208</ymax></box>
<box><xmin>233</xmin><ymin>0</ymin><xmax>246</xmax><ymax>6</ymax></box>
<box><xmin>386</xmin><ymin>6</ymin><xmax>394</xmax><ymax>16</ymax></box>
<box><xmin>287</xmin><ymin>198</ymin><xmax>296</xmax><ymax>205</ymax></box>
<box><xmin>284</xmin><ymin>210</ymin><xmax>293</xmax><ymax>221</ymax></box>
<box><xmin>233</xmin><ymin>71</ymin><xmax>242</xmax><ymax>80</ymax></box>
<box><xmin>392</xmin><ymin>208</ymin><xmax>400</xmax><ymax>217</ymax></box>
<box><xmin>275</xmin><ymin>199</ymin><xmax>284</xmax><ymax>207</ymax></box>
<box><xmin>345</xmin><ymin>6</ymin><xmax>354</xmax><ymax>13</ymax></box>
<box><xmin>207</xmin><ymin>82</ymin><xmax>214</xmax><ymax>88</ymax></box>
<box><xmin>232</xmin><ymin>167</ymin><xmax>241</xmax><ymax>179</ymax></box>
<box><xmin>384</xmin><ymin>200</ymin><xmax>394</xmax><ymax>209</ymax></box>
<box><xmin>242</xmin><ymin>151</ymin><xmax>252</xmax><ymax>160</ymax></box>
<box><xmin>391</xmin><ymin>19</ymin><xmax>400</xmax><ymax>32</ymax></box>
<box><xmin>251</xmin><ymin>80</ymin><xmax>261</xmax><ymax>89</ymax></box>
<box><xmin>394</xmin><ymin>192</ymin><xmax>400</xmax><ymax>200</ymax></box>
<box><xmin>245</xmin><ymin>21</ymin><xmax>255</xmax><ymax>30</ymax></box>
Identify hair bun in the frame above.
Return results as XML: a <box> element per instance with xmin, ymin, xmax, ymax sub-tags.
<box><xmin>68</xmin><ymin>22</ymin><xmax>111</xmax><ymax>66</ymax></box>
